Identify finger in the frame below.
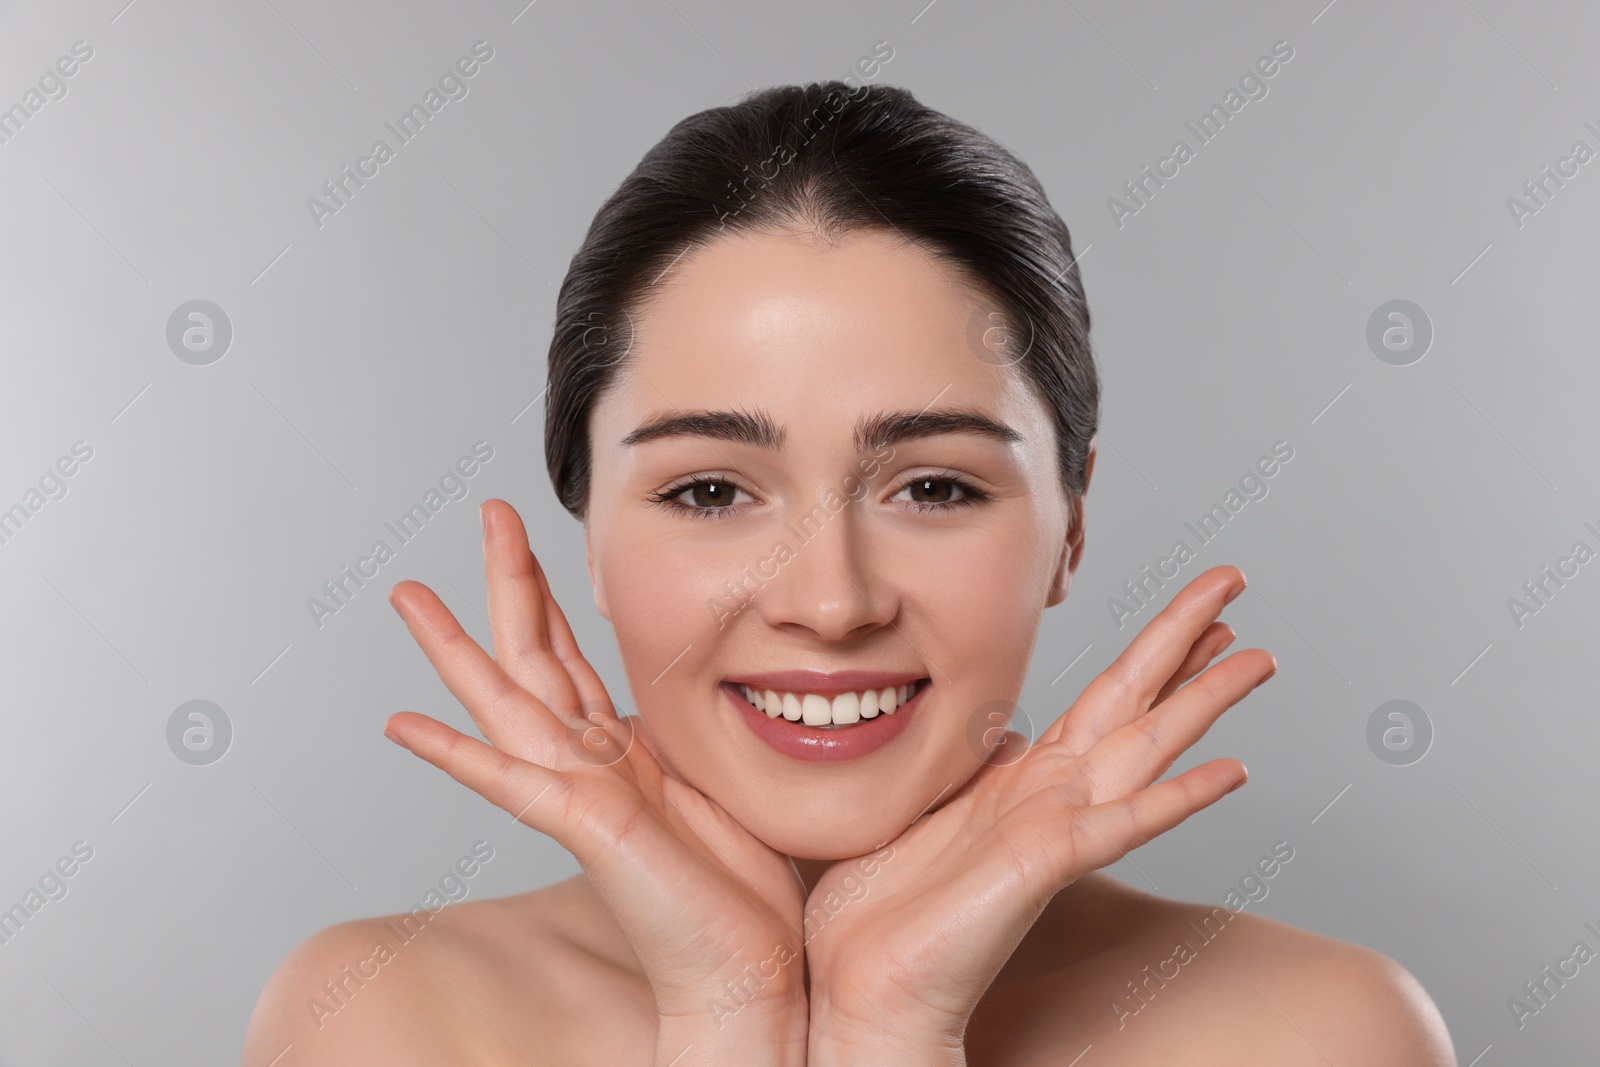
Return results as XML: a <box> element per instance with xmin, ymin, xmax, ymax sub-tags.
<box><xmin>1043</xmin><ymin>566</ymin><xmax>1246</xmax><ymax>754</ymax></box>
<box><xmin>481</xmin><ymin>499</ymin><xmax>581</xmax><ymax>720</ymax></box>
<box><xmin>1059</xmin><ymin>757</ymin><xmax>1247</xmax><ymax>878</ymax></box>
<box><xmin>383</xmin><ymin>710</ymin><xmax>580</xmax><ymax>850</ymax></box>
<box><xmin>1079</xmin><ymin>648</ymin><xmax>1274</xmax><ymax>801</ymax></box>
<box><xmin>1151</xmin><ymin>621</ymin><xmax>1235</xmax><ymax>706</ymax></box>
<box><xmin>388</xmin><ymin>579</ymin><xmax>569</xmax><ymax>764</ymax></box>
<box><xmin>524</xmin><ymin>523</ymin><xmax>619</xmax><ymax>723</ymax></box>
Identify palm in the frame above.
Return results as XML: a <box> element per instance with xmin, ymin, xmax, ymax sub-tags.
<box><xmin>802</xmin><ymin>749</ymin><xmax>1088</xmax><ymax>1031</ymax></box>
<box><xmin>803</xmin><ymin>567</ymin><xmax>1270</xmax><ymax>1033</ymax></box>
<box><xmin>384</xmin><ymin>499</ymin><xmax>805</xmax><ymax>1012</ymax></box>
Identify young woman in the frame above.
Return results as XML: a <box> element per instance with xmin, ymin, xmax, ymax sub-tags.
<box><xmin>245</xmin><ymin>82</ymin><xmax>1456</xmax><ymax>1066</ymax></box>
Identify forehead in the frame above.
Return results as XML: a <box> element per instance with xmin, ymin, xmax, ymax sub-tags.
<box><xmin>595</xmin><ymin>227</ymin><xmax>1043</xmax><ymax>441</ymax></box>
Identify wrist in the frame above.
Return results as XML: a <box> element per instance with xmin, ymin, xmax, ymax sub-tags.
<box><xmin>808</xmin><ymin>1011</ymin><xmax>966</xmax><ymax>1067</ymax></box>
<box><xmin>655</xmin><ymin>996</ymin><xmax>809</xmax><ymax>1067</ymax></box>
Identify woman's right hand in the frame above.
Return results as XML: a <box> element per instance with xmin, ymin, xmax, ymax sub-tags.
<box><xmin>382</xmin><ymin>499</ymin><xmax>808</xmax><ymax>1065</ymax></box>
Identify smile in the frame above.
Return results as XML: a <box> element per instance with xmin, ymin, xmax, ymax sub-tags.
<box><xmin>735</xmin><ymin>680</ymin><xmax>928</xmax><ymax>726</ymax></box>
<box><xmin>719</xmin><ymin>676</ymin><xmax>931</xmax><ymax>763</ymax></box>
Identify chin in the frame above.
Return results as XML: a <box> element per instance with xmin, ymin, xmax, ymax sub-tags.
<box><xmin>743</xmin><ymin>810</ymin><xmax>900</xmax><ymax>862</ymax></box>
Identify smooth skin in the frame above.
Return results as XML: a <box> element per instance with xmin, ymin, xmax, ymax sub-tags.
<box><xmin>244</xmin><ymin>227</ymin><xmax>1456</xmax><ymax>1066</ymax></box>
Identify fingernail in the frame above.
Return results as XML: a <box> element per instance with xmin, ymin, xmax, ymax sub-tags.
<box><xmin>1227</xmin><ymin>774</ymin><xmax>1248</xmax><ymax>795</ymax></box>
<box><xmin>1253</xmin><ymin>667</ymin><xmax>1277</xmax><ymax>689</ymax></box>
<box><xmin>1224</xmin><ymin>578</ymin><xmax>1246</xmax><ymax>605</ymax></box>
<box><xmin>480</xmin><ymin>501</ymin><xmax>489</xmax><ymax>533</ymax></box>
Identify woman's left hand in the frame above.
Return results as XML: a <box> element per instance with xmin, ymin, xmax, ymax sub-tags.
<box><xmin>802</xmin><ymin>566</ymin><xmax>1273</xmax><ymax>1066</ymax></box>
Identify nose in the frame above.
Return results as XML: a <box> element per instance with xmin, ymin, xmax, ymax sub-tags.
<box><xmin>750</xmin><ymin>494</ymin><xmax>893</xmax><ymax>642</ymax></box>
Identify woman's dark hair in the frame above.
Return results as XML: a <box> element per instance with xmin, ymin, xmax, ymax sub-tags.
<box><xmin>545</xmin><ymin>80</ymin><xmax>1099</xmax><ymax>532</ymax></box>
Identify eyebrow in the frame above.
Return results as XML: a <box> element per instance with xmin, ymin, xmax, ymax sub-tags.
<box><xmin>620</xmin><ymin>406</ymin><xmax>1024</xmax><ymax>454</ymax></box>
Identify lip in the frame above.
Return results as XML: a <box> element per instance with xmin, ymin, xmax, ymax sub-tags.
<box><xmin>722</xmin><ymin>669</ymin><xmax>926</xmax><ymax>697</ymax></box>
<box><xmin>723</xmin><ymin>679</ymin><xmax>928</xmax><ymax>763</ymax></box>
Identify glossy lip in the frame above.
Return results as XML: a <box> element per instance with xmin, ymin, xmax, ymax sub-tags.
<box><xmin>722</xmin><ymin>669</ymin><xmax>926</xmax><ymax>698</ymax></box>
<box><xmin>723</xmin><ymin>678</ymin><xmax>929</xmax><ymax>763</ymax></box>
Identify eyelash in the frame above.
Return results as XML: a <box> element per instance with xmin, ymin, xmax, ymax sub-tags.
<box><xmin>646</xmin><ymin>471</ymin><xmax>994</xmax><ymax>521</ymax></box>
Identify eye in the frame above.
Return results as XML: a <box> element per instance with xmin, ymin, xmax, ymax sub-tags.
<box><xmin>645</xmin><ymin>474</ymin><xmax>755</xmax><ymax>520</ymax></box>
<box><xmin>647</xmin><ymin>470</ymin><xmax>994</xmax><ymax>521</ymax></box>
<box><xmin>891</xmin><ymin>471</ymin><xmax>994</xmax><ymax>514</ymax></box>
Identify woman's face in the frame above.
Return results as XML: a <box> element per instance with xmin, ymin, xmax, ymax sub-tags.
<box><xmin>582</xmin><ymin>225</ymin><xmax>1087</xmax><ymax>860</ymax></box>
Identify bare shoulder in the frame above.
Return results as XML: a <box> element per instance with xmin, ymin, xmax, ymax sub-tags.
<box><xmin>241</xmin><ymin>910</ymin><xmax>472</xmax><ymax>1065</ymax></box>
<box><xmin>242</xmin><ymin>876</ymin><xmax>652</xmax><ymax>1067</ymax></box>
<box><xmin>1148</xmin><ymin>898</ymin><xmax>1456</xmax><ymax>1065</ymax></box>
<box><xmin>1212</xmin><ymin>905</ymin><xmax>1457</xmax><ymax>1066</ymax></box>
<box><xmin>970</xmin><ymin>876</ymin><xmax>1456</xmax><ymax>1067</ymax></box>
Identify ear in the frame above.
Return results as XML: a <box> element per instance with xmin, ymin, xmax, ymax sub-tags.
<box><xmin>1046</xmin><ymin>440</ymin><xmax>1096</xmax><ymax>608</ymax></box>
<box><xmin>585</xmin><ymin>522</ymin><xmax>611</xmax><ymax>622</ymax></box>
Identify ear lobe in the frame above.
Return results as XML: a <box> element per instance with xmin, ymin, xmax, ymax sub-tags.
<box><xmin>1047</xmin><ymin>442</ymin><xmax>1095</xmax><ymax>608</ymax></box>
<box><xmin>584</xmin><ymin>524</ymin><xmax>611</xmax><ymax>621</ymax></box>
<box><xmin>1047</xmin><ymin>539</ymin><xmax>1073</xmax><ymax>607</ymax></box>
<box><xmin>1046</xmin><ymin>505</ymin><xmax>1081</xmax><ymax>607</ymax></box>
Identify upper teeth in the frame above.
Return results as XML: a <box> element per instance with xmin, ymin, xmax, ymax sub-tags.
<box><xmin>737</xmin><ymin>683</ymin><xmax>920</xmax><ymax>725</ymax></box>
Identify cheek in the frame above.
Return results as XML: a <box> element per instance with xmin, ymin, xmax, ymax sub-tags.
<box><xmin>601</xmin><ymin>540</ymin><xmax>729</xmax><ymax>703</ymax></box>
<box><xmin>917</xmin><ymin>527</ymin><xmax>1053</xmax><ymax>644</ymax></box>
<box><xmin>874</xmin><ymin>526</ymin><xmax>1053</xmax><ymax>746</ymax></box>
<box><xmin>607</xmin><ymin>550</ymin><xmax>684</xmax><ymax>638</ymax></box>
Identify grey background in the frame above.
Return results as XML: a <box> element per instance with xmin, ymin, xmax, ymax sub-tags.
<box><xmin>1</xmin><ymin>0</ymin><xmax>1595</xmax><ymax>1061</ymax></box>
